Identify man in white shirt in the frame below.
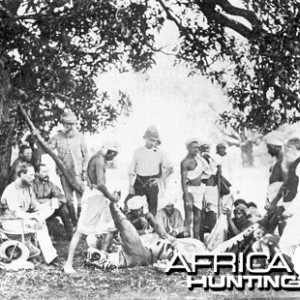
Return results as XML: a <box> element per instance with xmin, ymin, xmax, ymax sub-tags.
<box><xmin>126</xmin><ymin>126</ymin><xmax>173</xmax><ymax>216</ymax></box>
<box><xmin>278</xmin><ymin>138</ymin><xmax>300</xmax><ymax>263</ymax></box>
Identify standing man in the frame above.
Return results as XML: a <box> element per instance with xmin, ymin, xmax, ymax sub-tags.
<box><xmin>262</xmin><ymin>136</ymin><xmax>285</xmax><ymax>235</ymax></box>
<box><xmin>181</xmin><ymin>138</ymin><xmax>210</xmax><ymax>241</ymax></box>
<box><xmin>8</xmin><ymin>145</ymin><xmax>34</xmax><ymax>184</ymax></box>
<box><xmin>277</xmin><ymin>138</ymin><xmax>300</xmax><ymax>265</ymax></box>
<box><xmin>48</xmin><ymin>110</ymin><xmax>89</xmax><ymax>226</ymax></box>
<box><xmin>64</xmin><ymin>141</ymin><xmax>119</xmax><ymax>274</ymax></box>
<box><xmin>126</xmin><ymin>126</ymin><xmax>173</xmax><ymax>216</ymax></box>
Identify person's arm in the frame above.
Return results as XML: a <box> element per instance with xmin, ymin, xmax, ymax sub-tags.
<box><xmin>284</xmin><ymin>165</ymin><xmax>300</xmax><ymax>216</ymax></box>
<box><xmin>223</xmin><ymin>208</ymin><xmax>240</xmax><ymax>236</ymax></box>
<box><xmin>153</xmin><ymin>210</ymin><xmax>169</xmax><ymax>238</ymax></box>
<box><xmin>180</xmin><ymin>160</ymin><xmax>189</xmax><ymax>197</ymax></box>
<box><xmin>174</xmin><ymin>210</ymin><xmax>187</xmax><ymax>235</ymax></box>
<box><xmin>50</xmin><ymin>183</ymin><xmax>66</xmax><ymax>204</ymax></box>
<box><xmin>80</xmin><ymin>134</ymin><xmax>89</xmax><ymax>181</ymax></box>
<box><xmin>93</xmin><ymin>156</ymin><xmax>118</xmax><ymax>202</ymax></box>
<box><xmin>128</xmin><ymin>150</ymin><xmax>138</xmax><ymax>194</ymax></box>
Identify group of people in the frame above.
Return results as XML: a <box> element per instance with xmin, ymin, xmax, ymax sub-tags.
<box><xmin>1</xmin><ymin>109</ymin><xmax>300</xmax><ymax>275</ymax></box>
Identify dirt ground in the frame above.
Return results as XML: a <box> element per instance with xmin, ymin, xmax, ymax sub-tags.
<box><xmin>1</xmin><ymin>239</ymin><xmax>300</xmax><ymax>300</ymax></box>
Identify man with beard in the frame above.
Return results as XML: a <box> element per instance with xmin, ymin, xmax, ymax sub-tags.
<box><xmin>32</xmin><ymin>164</ymin><xmax>73</xmax><ymax>240</ymax></box>
<box><xmin>8</xmin><ymin>145</ymin><xmax>34</xmax><ymax>184</ymax></box>
<box><xmin>181</xmin><ymin>138</ymin><xmax>210</xmax><ymax>241</ymax></box>
<box><xmin>1</xmin><ymin>165</ymin><xmax>58</xmax><ymax>264</ymax></box>
<box><xmin>64</xmin><ymin>142</ymin><xmax>119</xmax><ymax>274</ymax></box>
<box><xmin>48</xmin><ymin>110</ymin><xmax>89</xmax><ymax>227</ymax></box>
<box><xmin>277</xmin><ymin>138</ymin><xmax>300</xmax><ymax>265</ymax></box>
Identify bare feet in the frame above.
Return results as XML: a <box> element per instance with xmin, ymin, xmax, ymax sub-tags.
<box><xmin>63</xmin><ymin>264</ymin><xmax>77</xmax><ymax>275</ymax></box>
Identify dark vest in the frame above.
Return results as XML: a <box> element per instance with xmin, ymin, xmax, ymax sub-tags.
<box><xmin>282</xmin><ymin>157</ymin><xmax>300</xmax><ymax>202</ymax></box>
<box><xmin>269</xmin><ymin>158</ymin><xmax>284</xmax><ymax>184</ymax></box>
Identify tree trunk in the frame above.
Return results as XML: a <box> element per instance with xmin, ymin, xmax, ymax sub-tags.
<box><xmin>0</xmin><ymin>68</ymin><xmax>16</xmax><ymax>197</ymax></box>
<box><xmin>240</xmin><ymin>140</ymin><xmax>254</xmax><ymax>167</ymax></box>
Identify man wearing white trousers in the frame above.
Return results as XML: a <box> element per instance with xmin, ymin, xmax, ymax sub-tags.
<box><xmin>1</xmin><ymin>165</ymin><xmax>57</xmax><ymax>264</ymax></box>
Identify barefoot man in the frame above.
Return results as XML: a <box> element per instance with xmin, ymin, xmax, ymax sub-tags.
<box><xmin>64</xmin><ymin>141</ymin><xmax>119</xmax><ymax>274</ymax></box>
<box><xmin>181</xmin><ymin>138</ymin><xmax>210</xmax><ymax>241</ymax></box>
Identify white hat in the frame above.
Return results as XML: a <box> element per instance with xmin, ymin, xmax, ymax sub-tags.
<box><xmin>185</xmin><ymin>138</ymin><xmax>200</xmax><ymax>148</ymax></box>
<box><xmin>61</xmin><ymin>110</ymin><xmax>77</xmax><ymax>124</ymax></box>
<box><xmin>0</xmin><ymin>240</ymin><xmax>29</xmax><ymax>263</ymax></box>
<box><xmin>102</xmin><ymin>140</ymin><xmax>119</xmax><ymax>153</ymax></box>
<box><xmin>127</xmin><ymin>195</ymin><xmax>146</xmax><ymax>210</ymax></box>
<box><xmin>264</xmin><ymin>134</ymin><xmax>283</xmax><ymax>146</ymax></box>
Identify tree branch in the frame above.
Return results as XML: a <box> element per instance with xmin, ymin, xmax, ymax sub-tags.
<box><xmin>156</xmin><ymin>0</ymin><xmax>185</xmax><ymax>32</ymax></box>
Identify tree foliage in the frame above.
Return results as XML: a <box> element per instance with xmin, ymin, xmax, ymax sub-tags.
<box><xmin>0</xmin><ymin>0</ymin><xmax>158</xmax><ymax>137</ymax></box>
<box><xmin>149</xmin><ymin>0</ymin><xmax>300</xmax><ymax>133</ymax></box>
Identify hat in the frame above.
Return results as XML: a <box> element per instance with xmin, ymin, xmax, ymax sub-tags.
<box><xmin>234</xmin><ymin>204</ymin><xmax>249</xmax><ymax>215</ymax></box>
<box><xmin>0</xmin><ymin>240</ymin><xmax>29</xmax><ymax>263</ymax></box>
<box><xmin>61</xmin><ymin>110</ymin><xmax>77</xmax><ymax>124</ymax></box>
<box><xmin>102</xmin><ymin>140</ymin><xmax>119</xmax><ymax>153</ymax></box>
<box><xmin>143</xmin><ymin>126</ymin><xmax>160</xmax><ymax>142</ymax></box>
<box><xmin>199</xmin><ymin>140</ymin><xmax>210</xmax><ymax>148</ymax></box>
<box><xmin>185</xmin><ymin>138</ymin><xmax>200</xmax><ymax>148</ymax></box>
<box><xmin>264</xmin><ymin>134</ymin><xmax>283</xmax><ymax>147</ymax></box>
<box><xmin>216</xmin><ymin>142</ymin><xmax>228</xmax><ymax>148</ymax></box>
<box><xmin>127</xmin><ymin>195</ymin><xmax>146</xmax><ymax>210</ymax></box>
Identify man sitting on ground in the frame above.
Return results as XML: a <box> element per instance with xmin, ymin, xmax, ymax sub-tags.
<box><xmin>125</xmin><ymin>196</ymin><xmax>158</xmax><ymax>235</ymax></box>
<box><xmin>32</xmin><ymin>164</ymin><xmax>73</xmax><ymax>240</ymax></box>
<box><xmin>156</xmin><ymin>198</ymin><xmax>188</xmax><ymax>238</ymax></box>
<box><xmin>1</xmin><ymin>165</ymin><xmax>58</xmax><ymax>264</ymax></box>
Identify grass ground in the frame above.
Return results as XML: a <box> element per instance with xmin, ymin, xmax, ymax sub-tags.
<box><xmin>1</xmin><ymin>239</ymin><xmax>300</xmax><ymax>300</ymax></box>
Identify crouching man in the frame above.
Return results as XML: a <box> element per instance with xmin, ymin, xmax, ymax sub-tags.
<box><xmin>1</xmin><ymin>165</ymin><xmax>58</xmax><ymax>264</ymax></box>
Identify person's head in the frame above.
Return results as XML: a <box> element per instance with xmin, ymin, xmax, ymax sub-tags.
<box><xmin>102</xmin><ymin>141</ymin><xmax>119</xmax><ymax>161</ymax></box>
<box><xmin>199</xmin><ymin>143</ymin><xmax>210</xmax><ymax>154</ymax></box>
<box><xmin>283</xmin><ymin>138</ymin><xmax>300</xmax><ymax>163</ymax></box>
<box><xmin>19</xmin><ymin>145</ymin><xmax>32</xmax><ymax>162</ymax></box>
<box><xmin>127</xmin><ymin>196</ymin><xmax>145</xmax><ymax>217</ymax></box>
<box><xmin>17</xmin><ymin>165</ymin><xmax>35</xmax><ymax>186</ymax></box>
<box><xmin>186</xmin><ymin>139</ymin><xmax>200</xmax><ymax>157</ymax></box>
<box><xmin>265</xmin><ymin>136</ymin><xmax>283</xmax><ymax>157</ymax></box>
<box><xmin>36</xmin><ymin>164</ymin><xmax>50</xmax><ymax>182</ymax></box>
<box><xmin>234</xmin><ymin>198</ymin><xmax>248</xmax><ymax>207</ymax></box>
<box><xmin>233</xmin><ymin>204</ymin><xmax>249</xmax><ymax>222</ymax></box>
<box><xmin>216</xmin><ymin>142</ymin><xmax>227</xmax><ymax>156</ymax></box>
<box><xmin>143</xmin><ymin>126</ymin><xmax>160</xmax><ymax>149</ymax></box>
<box><xmin>164</xmin><ymin>203</ymin><xmax>175</xmax><ymax>216</ymax></box>
<box><xmin>60</xmin><ymin>110</ymin><xmax>77</xmax><ymax>133</ymax></box>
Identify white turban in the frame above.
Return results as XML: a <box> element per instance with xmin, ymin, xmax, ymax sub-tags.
<box><xmin>127</xmin><ymin>195</ymin><xmax>147</xmax><ymax>210</ymax></box>
<box><xmin>185</xmin><ymin>137</ymin><xmax>200</xmax><ymax>148</ymax></box>
<box><xmin>102</xmin><ymin>140</ymin><xmax>119</xmax><ymax>154</ymax></box>
<box><xmin>265</xmin><ymin>136</ymin><xmax>283</xmax><ymax>147</ymax></box>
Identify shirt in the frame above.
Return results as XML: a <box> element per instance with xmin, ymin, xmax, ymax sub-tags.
<box><xmin>1</xmin><ymin>181</ymin><xmax>39</xmax><ymax>217</ymax></box>
<box><xmin>155</xmin><ymin>208</ymin><xmax>186</xmax><ymax>235</ymax></box>
<box><xmin>32</xmin><ymin>178</ymin><xmax>66</xmax><ymax>204</ymax></box>
<box><xmin>48</xmin><ymin>130</ymin><xmax>89</xmax><ymax>176</ymax></box>
<box><xmin>128</xmin><ymin>146</ymin><xmax>172</xmax><ymax>177</ymax></box>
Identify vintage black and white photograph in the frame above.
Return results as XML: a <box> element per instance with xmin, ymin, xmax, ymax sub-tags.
<box><xmin>0</xmin><ymin>0</ymin><xmax>300</xmax><ymax>299</ymax></box>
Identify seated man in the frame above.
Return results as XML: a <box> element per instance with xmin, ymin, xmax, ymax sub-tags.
<box><xmin>125</xmin><ymin>196</ymin><xmax>158</xmax><ymax>235</ymax></box>
<box><xmin>156</xmin><ymin>199</ymin><xmax>188</xmax><ymax>238</ymax></box>
<box><xmin>32</xmin><ymin>163</ymin><xmax>73</xmax><ymax>240</ymax></box>
<box><xmin>224</xmin><ymin>204</ymin><xmax>254</xmax><ymax>240</ymax></box>
<box><xmin>1</xmin><ymin>165</ymin><xmax>57</xmax><ymax>264</ymax></box>
<box><xmin>86</xmin><ymin>201</ymin><xmax>175</xmax><ymax>269</ymax></box>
